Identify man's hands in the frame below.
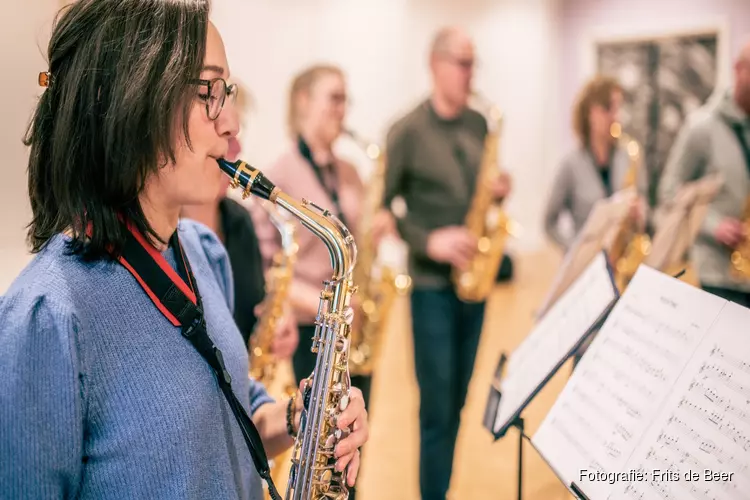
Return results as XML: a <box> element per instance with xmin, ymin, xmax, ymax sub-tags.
<box><xmin>714</xmin><ymin>217</ymin><xmax>746</xmax><ymax>249</ymax></box>
<box><xmin>426</xmin><ymin>226</ymin><xmax>477</xmax><ymax>271</ymax></box>
<box><xmin>490</xmin><ymin>171</ymin><xmax>512</xmax><ymax>201</ymax></box>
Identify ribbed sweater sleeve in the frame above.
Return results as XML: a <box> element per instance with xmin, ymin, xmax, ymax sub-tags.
<box><xmin>0</xmin><ymin>293</ymin><xmax>83</xmax><ymax>498</ymax></box>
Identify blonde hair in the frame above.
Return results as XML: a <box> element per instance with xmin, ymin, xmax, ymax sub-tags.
<box><xmin>572</xmin><ymin>74</ymin><xmax>622</xmax><ymax>146</ymax></box>
<box><xmin>287</xmin><ymin>64</ymin><xmax>344</xmax><ymax>137</ymax></box>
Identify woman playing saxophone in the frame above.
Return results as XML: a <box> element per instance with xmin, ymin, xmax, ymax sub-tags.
<box><xmin>543</xmin><ymin>75</ymin><xmax>649</xmax><ymax>253</ymax></box>
<box><xmin>0</xmin><ymin>2</ymin><xmax>368</xmax><ymax>498</ymax></box>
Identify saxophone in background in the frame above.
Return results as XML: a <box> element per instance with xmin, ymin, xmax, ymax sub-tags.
<box><xmin>452</xmin><ymin>94</ymin><xmax>520</xmax><ymax>303</ymax></box>
<box><xmin>218</xmin><ymin>158</ymin><xmax>358</xmax><ymax>500</ymax></box>
<box><xmin>607</xmin><ymin>123</ymin><xmax>652</xmax><ymax>292</ymax></box>
<box><xmin>730</xmin><ymin>196</ymin><xmax>750</xmax><ymax>279</ymax></box>
<box><xmin>345</xmin><ymin>129</ymin><xmax>412</xmax><ymax>377</ymax></box>
<box><xmin>249</xmin><ymin>200</ymin><xmax>299</xmax><ymax>396</ymax></box>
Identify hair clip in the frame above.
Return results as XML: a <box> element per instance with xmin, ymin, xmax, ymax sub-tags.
<box><xmin>38</xmin><ymin>71</ymin><xmax>52</xmax><ymax>88</ymax></box>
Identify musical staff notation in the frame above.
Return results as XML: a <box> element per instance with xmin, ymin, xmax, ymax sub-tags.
<box><xmin>532</xmin><ymin>266</ymin><xmax>737</xmax><ymax>500</ymax></box>
<box><xmin>492</xmin><ymin>252</ymin><xmax>616</xmax><ymax>435</ymax></box>
<box><xmin>605</xmin><ymin>301</ymin><xmax>750</xmax><ymax>500</ymax></box>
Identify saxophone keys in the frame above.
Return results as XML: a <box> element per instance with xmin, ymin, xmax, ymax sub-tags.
<box><xmin>343</xmin><ymin>307</ymin><xmax>354</xmax><ymax>325</ymax></box>
<box><xmin>324</xmin><ymin>433</ymin><xmax>337</xmax><ymax>448</ymax></box>
<box><xmin>319</xmin><ymin>469</ymin><xmax>333</xmax><ymax>489</ymax></box>
<box><xmin>339</xmin><ymin>393</ymin><xmax>350</xmax><ymax>411</ymax></box>
<box><xmin>477</xmin><ymin>236</ymin><xmax>491</xmax><ymax>253</ymax></box>
<box><xmin>334</xmin><ymin>427</ymin><xmax>350</xmax><ymax>440</ymax></box>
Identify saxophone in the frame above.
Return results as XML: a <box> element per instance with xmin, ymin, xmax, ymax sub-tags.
<box><xmin>249</xmin><ymin>200</ymin><xmax>298</xmax><ymax>394</ymax></box>
<box><xmin>730</xmin><ymin>195</ymin><xmax>750</xmax><ymax>279</ymax></box>
<box><xmin>218</xmin><ymin>158</ymin><xmax>358</xmax><ymax>500</ymax></box>
<box><xmin>452</xmin><ymin>94</ymin><xmax>519</xmax><ymax>303</ymax></box>
<box><xmin>345</xmin><ymin>129</ymin><xmax>412</xmax><ymax>376</ymax></box>
<box><xmin>607</xmin><ymin>123</ymin><xmax>652</xmax><ymax>292</ymax></box>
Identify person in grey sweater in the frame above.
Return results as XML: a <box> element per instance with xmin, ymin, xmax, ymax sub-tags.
<box><xmin>382</xmin><ymin>26</ymin><xmax>510</xmax><ymax>500</ymax></box>
<box><xmin>658</xmin><ymin>40</ymin><xmax>750</xmax><ymax>306</ymax></box>
<box><xmin>544</xmin><ymin>75</ymin><xmax>648</xmax><ymax>252</ymax></box>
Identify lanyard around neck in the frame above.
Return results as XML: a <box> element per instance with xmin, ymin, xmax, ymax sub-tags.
<box><xmin>297</xmin><ymin>136</ymin><xmax>348</xmax><ymax>228</ymax></box>
<box><xmin>114</xmin><ymin>221</ymin><xmax>282</xmax><ymax>500</ymax></box>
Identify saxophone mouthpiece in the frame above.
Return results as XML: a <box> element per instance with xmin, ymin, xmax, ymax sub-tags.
<box><xmin>216</xmin><ymin>158</ymin><xmax>279</xmax><ymax>202</ymax></box>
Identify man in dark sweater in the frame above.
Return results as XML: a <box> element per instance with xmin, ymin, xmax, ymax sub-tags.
<box><xmin>383</xmin><ymin>26</ymin><xmax>511</xmax><ymax>500</ymax></box>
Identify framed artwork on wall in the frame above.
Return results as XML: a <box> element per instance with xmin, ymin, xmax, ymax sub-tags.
<box><xmin>595</xmin><ymin>30</ymin><xmax>721</xmax><ymax>208</ymax></box>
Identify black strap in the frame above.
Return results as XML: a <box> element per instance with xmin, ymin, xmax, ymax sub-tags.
<box><xmin>298</xmin><ymin>135</ymin><xmax>348</xmax><ymax>227</ymax></box>
<box><xmin>729</xmin><ymin>122</ymin><xmax>750</xmax><ymax>176</ymax></box>
<box><xmin>116</xmin><ymin>223</ymin><xmax>282</xmax><ymax>500</ymax></box>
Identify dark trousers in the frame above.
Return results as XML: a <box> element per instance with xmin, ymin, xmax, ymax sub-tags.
<box><xmin>293</xmin><ymin>325</ymin><xmax>372</xmax><ymax>500</ymax></box>
<box><xmin>702</xmin><ymin>285</ymin><xmax>750</xmax><ymax>308</ymax></box>
<box><xmin>410</xmin><ymin>287</ymin><xmax>486</xmax><ymax>500</ymax></box>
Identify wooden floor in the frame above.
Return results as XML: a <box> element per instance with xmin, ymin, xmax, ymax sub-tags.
<box><xmin>354</xmin><ymin>246</ymin><xmax>577</xmax><ymax>500</ymax></box>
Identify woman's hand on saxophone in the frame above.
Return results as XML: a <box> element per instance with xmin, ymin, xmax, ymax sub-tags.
<box><xmin>289</xmin><ymin>382</ymin><xmax>369</xmax><ymax>487</ymax></box>
<box><xmin>333</xmin><ymin>386</ymin><xmax>368</xmax><ymax>486</ymax></box>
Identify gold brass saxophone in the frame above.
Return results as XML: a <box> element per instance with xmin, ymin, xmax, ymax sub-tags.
<box><xmin>452</xmin><ymin>94</ymin><xmax>520</xmax><ymax>303</ymax></box>
<box><xmin>218</xmin><ymin>158</ymin><xmax>358</xmax><ymax>500</ymax></box>
<box><xmin>730</xmin><ymin>196</ymin><xmax>750</xmax><ymax>279</ymax></box>
<box><xmin>345</xmin><ymin>129</ymin><xmax>412</xmax><ymax>376</ymax></box>
<box><xmin>249</xmin><ymin>200</ymin><xmax>298</xmax><ymax>394</ymax></box>
<box><xmin>607</xmin><ymin>123</ymin><xmax>652</xmax><ymax>292</ymax></box>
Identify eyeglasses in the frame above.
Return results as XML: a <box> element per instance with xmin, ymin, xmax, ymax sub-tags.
<box><xmin>440</xmin><ymin>54</ymin><xmax>476</xmax><ymax>71</ymax></box>
<box><xmin>192</xmin><ymin>77</ymin><xmax>238</xmax><ymax>120</ymax></box>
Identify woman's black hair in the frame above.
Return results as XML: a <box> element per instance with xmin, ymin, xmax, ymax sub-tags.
<box><xmin>24</xmin><ymin>0</ymin><xmax>210</xmax><ymax>260</ymax></box>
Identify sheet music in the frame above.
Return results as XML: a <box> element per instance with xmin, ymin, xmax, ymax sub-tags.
<box><xmin>532</xmin><ymin>266</ymin><xmax>727</xmax><ymax>497</ymax></box>
<box><xmin>608</xmin><ymin>301</ymin><xmax>750</xmax><ymax>500</ymax></box>
<box><xmin>493</xmin><ymin>252</ymin><xmax>616</xmax><ymax>435</ymax></box>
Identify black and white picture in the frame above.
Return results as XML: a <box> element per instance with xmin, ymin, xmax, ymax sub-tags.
<box><xmin>596</xmin><ymin>32</ymin><xmax>719</xmax><ymax>207</ymax></box>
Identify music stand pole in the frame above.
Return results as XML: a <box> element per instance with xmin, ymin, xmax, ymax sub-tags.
<box><xmin>515</xmin><ymin>417</ymin><xmax>524</xmax><ymax>500</ymax></box>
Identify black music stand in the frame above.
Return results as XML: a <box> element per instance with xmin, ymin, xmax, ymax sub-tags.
<box><xmin>481</xmin><ymin>294</ymin><xmax>618</xmax><ymax>500</ymax></box>
<box><xmin>481</xmin><ymin>352</ymin><xmax>526</xmax><ymax>500</ymax></box>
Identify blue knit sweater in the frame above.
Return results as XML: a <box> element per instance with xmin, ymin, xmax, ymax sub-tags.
<box><xmin>0</xmin><ymin>219</ymin><xmax>274</xmax><ymax>499</ymax></box>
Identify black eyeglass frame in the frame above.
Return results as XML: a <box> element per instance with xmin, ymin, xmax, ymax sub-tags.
<box><xmin>191</xmin><ymin>77</ymin><xmax>238</xmax><ymax>120</ymax></box>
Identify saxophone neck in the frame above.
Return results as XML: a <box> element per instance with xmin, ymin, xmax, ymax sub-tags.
<box><xmin>217</xmin><ymin>157</ymin><xmax>357</xmax><ymax>279</ymax></box>
<box><xmin>344</xmin><ymin>128</ymin><xmax>382</xmax><ymax>160</ymax></box>
<box><xmin>274</xmin><ymin>192</ymin><xmax>357</xmax><ymax>280</ymax></box>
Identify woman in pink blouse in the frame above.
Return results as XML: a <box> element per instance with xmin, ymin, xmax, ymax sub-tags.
<box><xmin>252</xmin><ymin>65</ymin><xmax>391</xmax><ymax>498</ymax></box>
<box><xmin>254</xmin><ymin>63</ymin><xmax>392</xmax><ymax>402</ymax></box>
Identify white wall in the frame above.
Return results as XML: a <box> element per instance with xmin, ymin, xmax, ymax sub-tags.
<box><xmin>0</xmin><ymin>0</ymin><xmax>562</xmax><ymax>293</ymax></box>
<box><xmin>212</xmin><ymin>0</ymin><xmax>561</xmax><ymax>253</ymax></box>
<box><xmin>0</xmin><ymin>0</ymin><xmax>58</xmax><ymax>293</ymax></box>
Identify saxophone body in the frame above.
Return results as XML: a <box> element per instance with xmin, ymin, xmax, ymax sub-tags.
<box><xmin>249</xmin><ymin>200</ymin><xmax>298</xmax><ymax>393</ymax></box>
<box><xmin>607</xmin><ymin>124</ymin><xmax>652</xmax><ymax>292</ymax></box>
<box><xmin>452</xmin><ymin>95</ymin><xmax>518</xmax><ymax>303</ymax></box>
<box><xmin>730</xmin><ymin>195</ymin><xmax>750</xmax><ymax>279</ymax></box>
<box><xmin>218</xmin><ymin>158</ymin><xmax>358</xmax><ymax>500</ymax></box>
<box><xmin>345</xmin><ymin>130</ymin><xmax>412</xmax><ymax>376</ymax></box>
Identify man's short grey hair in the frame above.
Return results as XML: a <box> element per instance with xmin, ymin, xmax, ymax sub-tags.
<box><xmin>430</xmin><ymin>26</ymin><xmax>463</xmax><ymax>56</ymax></box>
